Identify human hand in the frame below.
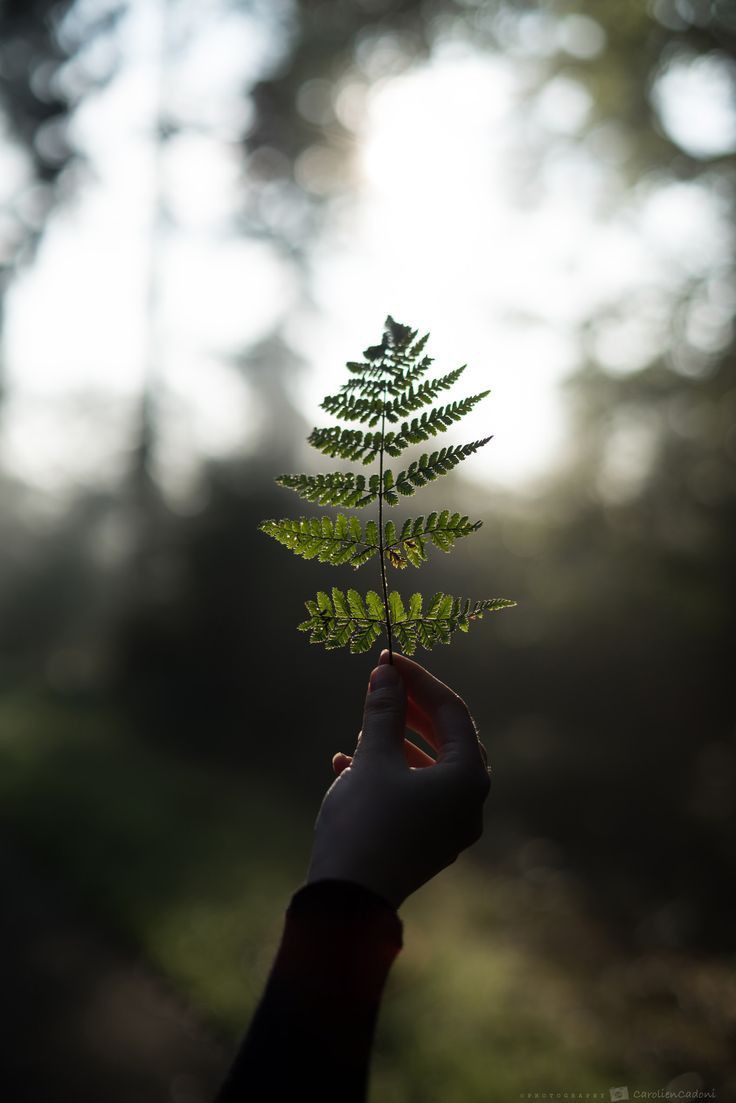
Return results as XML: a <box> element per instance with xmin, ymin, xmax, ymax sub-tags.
<box><xmin>306</xmin><ymin>650</ymin><xmax>491</xmax><ymax>909</ymax></box>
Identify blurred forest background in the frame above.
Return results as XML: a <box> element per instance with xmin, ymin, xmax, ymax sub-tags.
<box><xmin>0</xmin><ymin>0</ymin><xmax>734</xmax><ymax>1101</ymax></box>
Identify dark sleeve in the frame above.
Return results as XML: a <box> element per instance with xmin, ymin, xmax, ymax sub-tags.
<box><xmin>213</xmin><ymin>878</ymin><xmax>404</xmax><ymax>1103</ymax></box>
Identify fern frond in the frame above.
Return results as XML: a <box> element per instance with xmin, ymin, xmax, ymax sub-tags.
<box><xmin>391</xmin><ymin>593</ymin><xmax>517</xmax><ymax>654</ymax></box>
<box><xmin>259</xmin><ymin>515</ymin><xmax>380</xmax><ymax>568</ymax></box>
<box><xmin>341</xmin><ymin>375</ymin><xmax>414</xmax><ymax>397</ymax></box>
<box><xmin>308</xmin><ymin>426</ymin><xmax>382</xmax><ymax>464</ymax></box>
<box><xmin>298</xmin><ymin>588</ymin><xmax>517</xmax><ymax>655</ymax></box>
<box><xmin>262</xmin><ymin>510</ymin><xmax>483</xmax><ymax>573</ymax></box>
<box><xmin>345</xmin><ymin>318</ymin><xmax>433</xmax><ymax>385</ymax></box>
<box><xmin>331</xmin><ymin>364</ymin><xmax>467</xmax><ymax>419</ymax></box>
<box><xmin>262</xmin><ymin>315</ymin><xmax>516</xmax><ymax>655</ymax></box>
<box><xmin>380</xmin><ymin>393</ymin><xmax>490</xmax><ymax>454</ymax></box>
<box><xmin>340</xmin><ymin>359</ymin><xmax>459</xmax><ymax>394</ymax></box>
<box><xmin>321</xmin><ymin>366</ymin><xmax>468</xmax><ymax>426</ymax></box>
<box><xmin>383</xmin><ymin>512</ymin><xmax>482</xmax><ymax>568</ymax></box>
<box><xmin>298</xmin><ymin>587</ymin><xmax>385</xmax><ymax>653</ymax></box>
<box><xmin>319</xmin><ymin>393</ymin><xmax>386</xmax><ymax>426</ymax></box>
<box><xmin>383</xmin><ymin>366</ymin><xmax>467</xmax><ymax>419</ymax></box>
<box><xmin>276</xmin><ymin>456</ymin><xmax>492</xmax><ymax>510</ymax></box>
<box><xmin>309</xmin><ymin>395</ymin><xmax>489</xmax><ymax>463</ymax></box>
<box><xmin>275</xmin><ymin>471</ymin><xmax>379</xmax><ymax>507</ymax></box>
<box><xmin>379</xmin><ymin>438</ymin><xmax>493</xmax><ymax>504</ymax></box>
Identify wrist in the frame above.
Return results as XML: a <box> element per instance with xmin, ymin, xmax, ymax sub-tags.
<box><xmin>306</xmin><ymin>860</ymin><xmax>404</xmax><ymax>910</ymax></box>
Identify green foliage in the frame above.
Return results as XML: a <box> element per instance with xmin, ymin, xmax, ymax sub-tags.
<box><xmin>298</xmin><ymin>588</ymin><xmax>516</xmax><ymax>654</ymax></box>
<box><xmin>307</xmin><ymin>394</ymin><xmax>489</xmax><ymax>462</ymax></box>
<box><xmin>260</xmin><ymin>510</ymin><xmax>482</xmax><ymax>571</ymax></box>
<box><xmin>260</xmin><ymin>316</ymin><xmax>515</xmax><ymax>654</ymax></box>
<box><xmin>260</xmin><ymin>515</ymin><xmax>379</xmax><ymax>568</ymax></box>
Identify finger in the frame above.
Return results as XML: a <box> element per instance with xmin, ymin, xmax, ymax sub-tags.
<box><xmin>404</xmin><ymin>739</ymin><xmax>436</xmax><ymax>768</ymax></box>
<box><xmin>407</xmin><ymin>697</ymin><xmax>474</xmax><ymax>773</ymax></box>
<box><xmin>353</xmin><ymin>660</ymin><xmax>407</xmax><ymax>765</ymax></box>
<box><xmin>379</xmin><ymin>653</ymin><xmax>439</xmax><ymax>754</ymax></box>
<box><xmin>377</xmin><ymin>656</ymin><xmax>436</xmax><ymax>764</ymax></box>
<box><xmin>353</xmin><ymin>701</ymin><xmax>434</xmax><ymax>758</ymax></box>
<box><xmin>406</xmin><ymin>696</ymin><xmax>438</xmax><ymax>751</ymax></box>
<box><xmin>406</xmin><ymin>673</ymin><xmax>485</xmax><ymax>770</ymax></box>
<box><xmin>334</xmin><ymin>734</ymin><xmax>435</xmax><ymax>775</ymax></box>
<box><xmin>384</xmin><ymin>650</ymin><xmax>484</xmax><ymax>771</ymax></box>
<box><xmin>332</xmin><ymin>752</ymin><xmax>352</xmax><ymax>776</ymax></box>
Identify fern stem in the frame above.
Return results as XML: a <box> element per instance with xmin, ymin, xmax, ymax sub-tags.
<box><xmin>378</xmin><ymin>379</ymin><xmax>393</xmax><ymax>662</ymax></box>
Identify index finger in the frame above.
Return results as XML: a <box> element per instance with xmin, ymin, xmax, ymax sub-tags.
<box><xmin>387</xmin><ymin>650</ymin><xmax>484</xmax><ymax>771</ymax></box>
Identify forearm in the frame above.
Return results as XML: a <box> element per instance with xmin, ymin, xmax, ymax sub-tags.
<box><xmin>214</xmin><ymin>879</ymin><xmax>403</xmax><ymax>1103</ymax></box>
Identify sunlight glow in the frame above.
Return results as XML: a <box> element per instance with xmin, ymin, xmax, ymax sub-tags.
<box><xmin>652</xmin><ymin>51</ymin><xmax>736</xmax><ymax>160</ymax></box>
<box><xmin>1</xmin><ymin>9</ymin><xmax>733</xmax><ymax>502</ymax></box>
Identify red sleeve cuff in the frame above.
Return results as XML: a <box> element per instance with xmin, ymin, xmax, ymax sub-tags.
<box><xmin>277</xmin><ymin>878</ymin><xmax>403</xmax><ymax>1010</ymax></box>
<box><xmin>287</xmin><ymin>878</ymin><xmax>403</xmax><ymax>946</ymax></box>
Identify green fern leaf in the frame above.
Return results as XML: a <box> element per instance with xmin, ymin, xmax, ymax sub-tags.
<box><xmin>388</xmin><ymin>590</ymin><xmax>407</xmax><ymax>624</ymax></box>
<box><xmin>308</xmin><ymin>426</ymin><xmax>382</xmax><ymax>464</ymax></box>
<box><xmin>296</xmin><ymin>585</ymin><xmax>515</xmax><ymax>655</ymax></box>
<box><xmin>394</xmin><ymin>591</ymin><xmax>516</xmax><ymax>655</ymax></box>
<box><xmin>383</xmin><ymin>365</ymin><xmax>466</xmax><ymax>420</ymax></box>
<box><xmin>320</xmin><ymin>393</ymin><xmax>385</xmax><ymax>425</ymax></box>
<box><xmin>389</xmin><ymin>438</ymin><xmax>493</xmax><ymax>499</ymax></box>
<box><xmin>298</xmin><ymin>586</ymin><xmax>385</xmax><ymax>653</ymax></box>
<box><xmin>381</xmin><ymin>393</ymin><xmax>489</xmax><ymax>453</ymax></box>
<box><xmin>328</xmin><ymin>364</ymin><xmax>466</xmax><ymax>422</ymax></box>
<box><xmin>275</xmin><ymin>471</ymin><xmax>378</xmax><ymax>507</ymax></box>
<box><xmin>259</xmin><ymin>515</ymin><xmax>379</xmax><ymax>568</ymax></box>
<box><xmin>365</xmin><ymin>590</ymin><xmax>384</xmax><ymax>619</ymax></box>
<box><xmin>347</xmin><ymin>588</ymin><xmax>367</xmax><ymax>619</ymax></box>
<box><xmin>382</xmin><ymin>512</ymin><xmax>481</xmax><ymax>568</ymax></box>
<box><xmin>261</xmin><ymin>316</ymin><xmax>515</xmax><ymax>654</ymax></box>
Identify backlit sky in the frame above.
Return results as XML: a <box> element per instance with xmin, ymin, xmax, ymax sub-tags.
<box><xmin>1</xmin><ymin>0</ymin><xmax>733</xmax><ymax>504</ymax></box>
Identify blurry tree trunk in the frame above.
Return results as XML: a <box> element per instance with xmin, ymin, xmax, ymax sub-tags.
<box><xmin>0</xmin><ymin>0</ymin><xmax>120</xmax><ymax>467</ymax></box>
<box><xmin>126</xmin><ymin>0</ymin><xmax>172</xmax><ymax>576</ymax></box>
<box><xmin>0</xmin><ymin>269</ymin><xmax>7</xmax><ymax>428</ymax></box>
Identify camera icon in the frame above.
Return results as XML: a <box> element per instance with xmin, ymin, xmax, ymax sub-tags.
<box><xmin>609</xmin><ymin>1089</ymin><xmax>630</xmax><ymax>1102</ymax></box>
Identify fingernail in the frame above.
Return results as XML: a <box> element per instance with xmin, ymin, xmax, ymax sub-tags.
<box><xmin>378</xmin><ymin>649</ymin><xmax>391</xmax><ymax>665</ymax></box>
<box><xmin>369</xmin><ymin>663</ymin><xmax>399</xmax><ymax>691</ymax></box>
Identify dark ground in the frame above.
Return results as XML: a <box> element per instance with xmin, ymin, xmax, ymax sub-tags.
<box><xmin>0</xmin><ymin>839</ymin><xmax>227</xmax><ymax>1103</ymax></box>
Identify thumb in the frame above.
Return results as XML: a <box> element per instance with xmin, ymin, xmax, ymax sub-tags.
<box><xmin>354</xmin><ymin>655</ymin><xmax>407</xmax><ymax>764</ymax></box>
